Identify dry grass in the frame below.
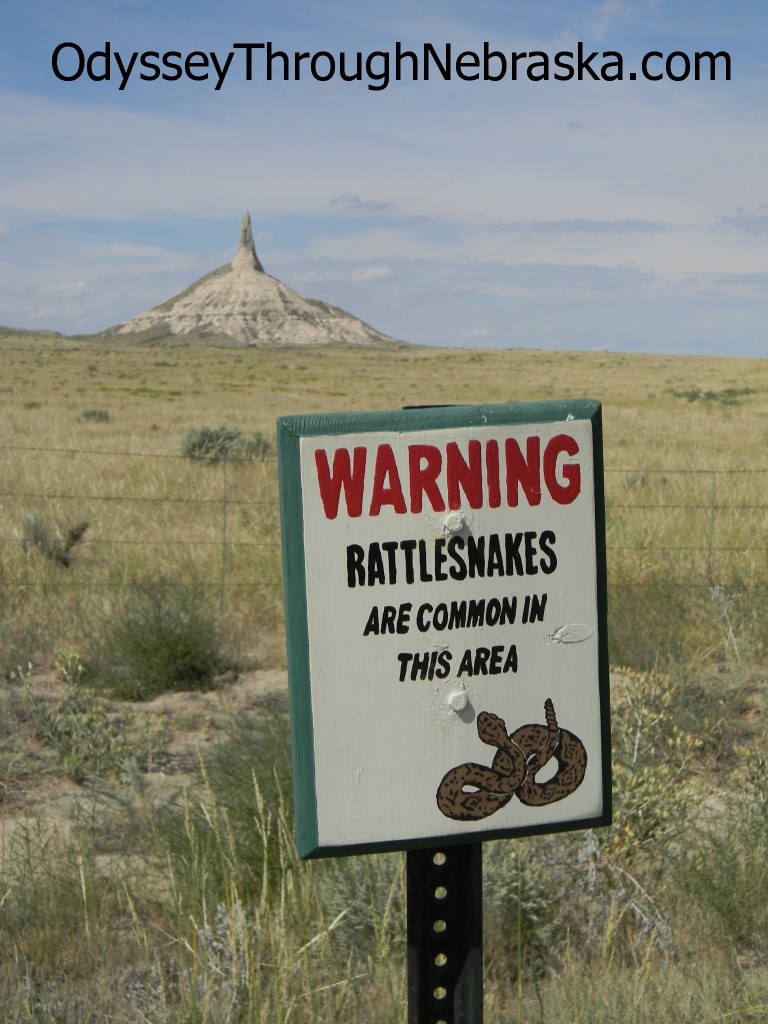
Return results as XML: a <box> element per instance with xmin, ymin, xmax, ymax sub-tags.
<box><xmin>2</xmin><ymin>334</ymin><xmax>767</xmax><ymax>461</ymax></box>
<box><xmin>2</xmin><ymin>333</ymin><xmax>768</xmax><ymax>673</ymax></box>
<box><xmin>2</xmin><ymin>332</ymin><xmax>768</xmax><ymax>1021</ymax></box>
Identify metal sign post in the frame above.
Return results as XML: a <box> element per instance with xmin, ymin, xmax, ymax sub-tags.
<box><xmin>407</xmin><ymin>844</ymin><xmax>483</xmax><ymax>1024</ymax></box>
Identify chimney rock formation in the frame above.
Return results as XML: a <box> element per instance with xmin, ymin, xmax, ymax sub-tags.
<box><xmin>231</xmin><ymin>213</ymin><xmax>264</xmax><ymax>273</ymax></box>
<box><xmin>112</xmin><ymin>213</ymin><xmax>398</xmax><ymax>347</ymax></box>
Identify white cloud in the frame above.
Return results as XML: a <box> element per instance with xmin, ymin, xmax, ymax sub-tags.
<box><xmin>330</xmin><ymin>192</ymin><xmax>398</xmax><ymax>214</ymax></box>
<box><xmin>490</xmin><ymin>218</ymin><xmax>670</xmax><ymax>236</ymax></box>
<box><xmin>462</xmin><ymin>327</ymin><xmax>495</xmax><ymax>340</ymax></box>
<box><xmin>41</xmin><ymin>280</ymin><xmax>87</xmax><ymax>294</ymax></box>
<box><xmin>351</xmin><ymin>264</ymin><xmax>392</xmax><ymax>281</ymax></box>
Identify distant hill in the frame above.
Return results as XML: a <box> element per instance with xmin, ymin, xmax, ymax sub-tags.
<box><xmin>0</xmin><ymin>326</ymin><xmax>63</xmax><ymax>339</ymax></box>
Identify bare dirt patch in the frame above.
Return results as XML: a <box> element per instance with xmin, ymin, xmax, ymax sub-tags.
<box><xmin>0</xmin><ymin>668</ymin><xmax>288</xmax><ymax>861</ymax></box>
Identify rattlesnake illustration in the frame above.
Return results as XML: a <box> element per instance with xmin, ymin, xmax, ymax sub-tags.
<box><xmin>436</xmin><ymin>699</ymin><xmax>588</xmax><ymax>821</ymax></box>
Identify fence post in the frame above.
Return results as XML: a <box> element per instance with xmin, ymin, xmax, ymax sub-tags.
<box><xmin>706</xmin><ymin>469</ymin><xmax>716</xmax><ymax>585</ymax></box>
<box><xmin>219</xmin><ymin>451</ymin><xmax>229</xmax><ymax>614</ymax></box>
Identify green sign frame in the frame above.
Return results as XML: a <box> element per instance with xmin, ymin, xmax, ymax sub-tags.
<box><xmin>278</xmin><ymin>399</ymin><xmax>610</xmax><ymax>859</ymax></box>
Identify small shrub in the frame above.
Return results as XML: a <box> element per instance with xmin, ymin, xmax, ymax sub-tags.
<box><xmin>236</xmin><ymin>431</ymin><xmax>273</xmax><ymax>460</ymax></box>
<box><xmin>81</xmin><ymin>408</ymin><xmax>110</xmax><ymax>422</ymax></box>
<box><xmin>90</xmin><ymin>576</ymin><xmax>222</xmax><ymax>700</ymax></box>
<box><xmin>483</xmin><ymin>839</ymin><xmax>557</xmax><ymax>973</ymax></box>
<box><xmin>681</xmin><ymin>735</ymin><xmax>768</xmax><ymax>956</ymax></box>
<box><xmin>15</xmin><ymin>655</ymin><xmax>168</xmax><ymax>782</ymax></box>
<box><xmin>608</xmin><ymin>668</ymin><xmax>706</xmax><ymax>864</ymax></box>
<box><xmin>180</xmin><ymin>425</ymin><xmax>273</xmax><ymax>462</ymax></box>
<box><xmin>181</xmin><ymin>425</ymin><xmax>242</xmax><ymax>461</ymax></box>
<box><xmin>622</xmin><ymin>471</ymin><xmax>648</xmax><ymax>490</ymax></box>
<box><xmin>316</xmin><ymin>852</ymin><xmax>405</xmax><ymax>961</ymax></box>
<box><xmin>0</xmin><ymin>560</ymin><xmax>46</xmax><ymax>673</ymax></box>
<box><xmin>20</xmin><ymin>513</ymin><xmax>89</xmax><ymax>568</ymax></box>
<box><xmin>669</xmin><ymin>385</ymin><xmax>756</xmax><ymax>406</ymax></box>
<box><xmin>0</xmin><ymin>820</ymin><xmax>125</xmax><ymax>970</ymax></box>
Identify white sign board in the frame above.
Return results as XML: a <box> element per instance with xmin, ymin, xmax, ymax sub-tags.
<box><xmin>278</xmin><ymin>401</ymin><xmax>610</xmax><ymax>858</ymax></box>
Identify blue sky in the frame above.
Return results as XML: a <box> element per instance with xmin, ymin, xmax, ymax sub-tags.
<box><xmin>2</xmin><ymin>0</ymin><xmax>767</xmax><ymax>354</ymax></box>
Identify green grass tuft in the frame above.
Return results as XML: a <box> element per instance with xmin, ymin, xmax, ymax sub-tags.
<box><xmin>89</xmin><ymin>575</ymin><xmax>223</xmax><ymax>700</ymax></box>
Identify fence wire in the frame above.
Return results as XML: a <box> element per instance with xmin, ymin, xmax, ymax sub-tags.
<box><xmin>1</xmin><ymin>445</ymin><xmax>767</xmax><ymax>606</ymax></box>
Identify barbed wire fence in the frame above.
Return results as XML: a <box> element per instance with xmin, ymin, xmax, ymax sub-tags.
<box><xmin>1</xmin><ymin>443</ymin><xmax>767</xmax><ymax>665</ymax></box>
<box><xmin>1</xmin><ymin>444</ymin><xmax>767</xmax><ymax>588</ymax></box>
<box><xmin>605</xmin><ymin>467</ymin><xmax>768</xmax><ymax>586</ymax></box>
<box><xmin>604</xmin><ymin>466</ymin><xmax>768</xmax><ymax>665</ymax></box>
<box><xmin>0</xmin><ymin>442</ymin><xmax>282</xmax><ymax>604</ymax></box>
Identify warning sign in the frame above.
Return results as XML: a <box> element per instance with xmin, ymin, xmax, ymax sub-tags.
<box><xmin>278</xmin><ymin>400</ymin><xmax>610</xmax><ymax>858</ymax></box>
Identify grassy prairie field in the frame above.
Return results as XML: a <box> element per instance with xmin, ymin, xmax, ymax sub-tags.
<box><xmin>2</xmin><ymin>331</ymin><xmax>768</xmax><ymax>1022</ymax></box>
<box><xmin>2</xmin><ymin>333</ymin><xmax>768</xmax><ymax>669</ymax></box>
<box><xmin>3</xmin><ymin>333</ymin><xmax>767</xmax><ymax>463</ymax></box>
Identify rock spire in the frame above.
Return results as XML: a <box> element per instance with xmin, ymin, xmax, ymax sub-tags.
<box><xmin>109</xmin><ymin>213</ymin><xmax>400</xmax><ymax>348</ymax></box>
<box><xmin>232</xmin><ymin>212</ymin><xmax>264</xmax><ymax>273</ymax></box>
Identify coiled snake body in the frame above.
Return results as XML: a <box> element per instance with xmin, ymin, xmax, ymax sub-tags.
<box><xmin>436</xmin><ymin>699</ymin><xmax>587</xmax><ymax>821</ymax></box>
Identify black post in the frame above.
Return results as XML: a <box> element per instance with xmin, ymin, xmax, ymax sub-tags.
<box><xmin>407</xmin><ymin>843</ymin><xmax>483</xmax><ymax>1024</ymax></box>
